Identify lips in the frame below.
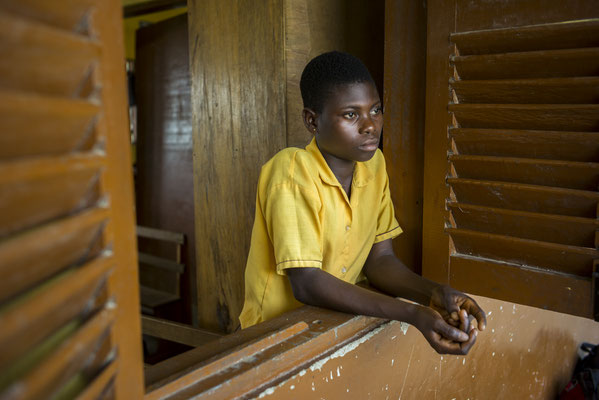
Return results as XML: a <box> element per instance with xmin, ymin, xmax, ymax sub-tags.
<box><xmin>359</xmin><ymin>139</ymin><xmax>379</xmax><ymax>151</ymax></box>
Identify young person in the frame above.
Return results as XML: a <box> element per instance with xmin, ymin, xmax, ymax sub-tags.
<box><xmin>239</xmin><ymin>51</ymin><xmax>486</xmax><ymax>355</ymax></box>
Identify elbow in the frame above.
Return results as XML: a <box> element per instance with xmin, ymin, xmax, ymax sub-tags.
<box><xmin>286</xmin><ymin>268</ymin><xmax>321</xmax><ymax>306</ymax></box>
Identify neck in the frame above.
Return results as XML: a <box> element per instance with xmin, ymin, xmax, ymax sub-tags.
<box><xmin>321</xmin><ymin>152</ymin><xmax>356</xmax><ymax>187</ymax></box>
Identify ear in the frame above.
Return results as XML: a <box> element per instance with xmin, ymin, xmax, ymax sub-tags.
<box><xmin>302</xmin><ymin>108</ymin><xmax>318</xmax><ymax>135</ymax></box>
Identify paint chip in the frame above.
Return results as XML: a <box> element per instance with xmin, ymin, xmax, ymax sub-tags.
<box><xmin>290</xmin><ymin>385</ymin><xmax>295</xmax><ymax>390</ymax></box>
<box><xmin>391</xmin><ymin>359</ymin><xmax>394</xmax><ymax>366</ymax></box>
<box><xmin>492</xmin><ymin>352</ymin><xmax>495</xmax><ymax>356</ymax></box>
<box><xmin>462</xmin><ymin>358</ymin><xmax>465</xmax><ymax>365</ymax></box>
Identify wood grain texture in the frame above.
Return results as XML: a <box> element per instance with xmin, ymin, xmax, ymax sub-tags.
<box><xmin>383</xmin><ymin>0</ymin><xmax>427</xmax><ymax>273</ymax></box>
<box><xmin>448</xmin><ymin>178</ymin><xmax>599</xmax><ymax>218</ymax></box>
<box><xmin>422</xmin><ymin>0</ymin><xmax>456</xmax><ymax>284</ymax></box>
<box><xmin>450</xmin><ymin>255</ymin><xmax>592</xmax><ymax>318</ymax></box>
<box><xmin>449</xmin><ymin>154</ymin><xmax>599</xmax><ymax>191</ymax></box>
<box><xmin>448</xmin><ymin>202</ymin><xmax>599</xmax><ymax>248</ymax></box>
<box><xmin>451</xmin><ymin>18</ymin><xmax>599</xmax><ymax>55</ymax></box>
<box><xmin>455</xmin><ymin>0</ymin><xmax>599</xmax><ymax>32</ymax></box>
<box><xmin>0</xmin><ymin>0</ymin><xmax>96</xmax><ymax>32</ymax></box>
<box><xmin>450</xmin><ymin>128</ymin><xmax>599</xmax><ymax>162</ymax></box>
<box><xmin>188</xmin><ymin>0</ymin><xmax>287</xmax><ymax>333</ymax></box>
<box><xmin>284</xmin><ymin>0</ymin><xmax>385</xmax><ymax>148</ymax></box>
<box><xmin>451</xmin><ymin>77</ymin><xmax>599</xmax><ymax>104</ymax></box>
<box><xmin>92</xmin><ymin>1</ymin><xmax>145</xmax><ymax>397</ymax></box>
<box><xmin>448</xmin><ymin>227</ymin><xmax>597</xmax><ymax>277</ymax></box>
<box><xmin>0</xmin><ymin>11</ymin><xmax>100</xmax><ymax>97</ymax></box>
<box><xmin>453</xmin><ymin>47</ymin><xmax>599</xmax><ymax>80</ymax></box>
<box><xmin>450</xmin><ymin>104</ymin><xmax>599</xmax><ymax>131</ymax></box>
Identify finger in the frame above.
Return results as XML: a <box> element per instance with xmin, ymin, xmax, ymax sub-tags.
<box><xmin>436</xmin><ymin>320</ymin><xmax>469</xmax><ymax>342</ymax></box>
<box><xmin>431</xmin><ymin>332</ymin><xmax>471</xmax><ymax>355</ymax></box>
<box><xmin>459</xmin><ymin>328</ymin><xmax>478</xmax><ymax>355</ymax></box>
<box><xmin>458</xmin><ymin>309</ymin><xmax>469</xmax><ymax>333</ymax></box>
<box><xmin>461</xmin><ymin>299</ymin><xmax>487</xmax><ymax>331</ymax></box>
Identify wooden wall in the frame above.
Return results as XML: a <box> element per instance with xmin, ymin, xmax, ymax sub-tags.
<box><xmin>188</xmin><ymin>0</ymin><xmax>384</xmax><ymax>333</ymax></box>
<box><xmin>382</xmin><ymin>0</ymin><xmax>427</xmax><ymax>273</ymax></box>
<box><xmin>187</xmin><ymin>0</ymin><xmax>287</xmax><ymax>333</ymax></box>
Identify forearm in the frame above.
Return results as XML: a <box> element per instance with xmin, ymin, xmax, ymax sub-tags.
<box><xmin>287</xmin><ymin>267</ymin><xmax>422</xmax><ymax>325</ymax></box>
<box><xmin>364</xmin><ymin>254</ymin><xmax>440</xmax><ymax>305</ymax></box>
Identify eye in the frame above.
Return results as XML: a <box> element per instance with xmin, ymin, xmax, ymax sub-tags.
<box><xmin>370</xmin><ymin>106</ymin><xmax>382</xmax><ymax>116</ymax></box>
<box><xmin>343</xmin><ymin>111</ymin><xmax>357</xmax><ymax>119</ymax></box>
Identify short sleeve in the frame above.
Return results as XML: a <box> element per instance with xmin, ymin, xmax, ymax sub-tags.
<box><xmin>263</xmin><ymin>183</ymin><xmax>323</xmax><ymax>275</ymax></box>
<box><xmin>374</xmin><ymin>170</ymin><xmax>402</xmax><ymax>243</ymax></box>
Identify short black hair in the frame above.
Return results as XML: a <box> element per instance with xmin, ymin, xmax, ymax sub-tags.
<box><xmin>300</xmin><ymin>51</ymin><xmax>375</xmax><ymax>113</ymax></box>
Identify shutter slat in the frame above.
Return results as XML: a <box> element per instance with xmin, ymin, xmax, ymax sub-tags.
<box><xmin>448</xmin><ymin>202</ymin><xmax>598</xmax><ymax>248</ymax></box>
<box><xmin>76</xmin><ymin>361</ymin><xmax>117</xmax><ymax>400</ymax></box>
<box><xmin>450</xmin><ymin>128</ymin><xmax>599</xmax><ymax>162</ymax></box>
<box><xmin>2</xmin><ymin>308</ymin><xmax>115</xmax><ymax>400</ymax></box>
<box><xmin>449</xmin><ymin>104</ymin><xmax>599</xmax><ymax>131</ymax></box>
<box><xmin>0</xmin><ymin>0</ymin><xmax>97</xmax><ymax>33</ymax></box>
<box><xmin>451</xmin><ymin>18</ymin><xmax>599</xmax><ymax>56</ymax></box>
<box><xmin>0</xmin><ymin>207</ymin><xmax>109</xmax><ymax>302</ymax></box>
<box><xmin>451</xmin><ymin>77</ymin><xmax>599</xmax><ymax>104</ymax></box>
<box><xmin>0</xmin><ymin>92</ymin><xmax>101</xmax><ymax>159</ymax></box>
<box><xmin>448</xmin><ymin>228</ymin><xmax>596</xmax><ymax>277</ymax></box>
<box><xmin>450</xmin><ymin>255</ymin><xmax>592</xmax><ymax>318</ymax></box>
<box><xmin>448</xmin><ymin>178</ymin><xmax>599</xmax><ymax>218</ymax></box>
<box><xmin>450</xmin><ymin>155</ymin><xmax>599</xmax><ymax>191</ymax></box>
<box><xmin>0</xmin><ymin>11</ymin><xmax>101</xmax><ymax>97</ymax></box>
<box><xmin>452</xmin><ymin>48</ymin><xmax>599</xmax><ymax>80</ymax></box>
<box><xmin>0</xmin><ymin>255</ymin><xmax>113</xmax><ymax>371</ymax></box>
<box><xmin>0</xmin><ymin>154</ymin><xmax>104</xmax><ymax>237</ymax></box>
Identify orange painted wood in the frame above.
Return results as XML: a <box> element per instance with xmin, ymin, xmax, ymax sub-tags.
<box><xmin>0</xmin><ymin>160</ymin><xmax>103</xmax><ymax>237</ymax></box>
<box><xmin>451</xmin><ymin>18</ymin><xmax>599</xmax><ymax>55</ymax></box>
<box><xmin>92</xmin><ymin>0</ymin><xmax>145</xmax><ymax>397</ymax></box>
<box><xmin>0</xmin><ymin>92</ymin><xmax>100</xmax><ymax>159</ymax></box>
<box><xmin>449</xmin><ymin>155</ymin><xmax>599</xmax><ymax>191</ymax></box>
<box><xmin>2</xmin><ymin>309</ymin><xmax>115</xmax><ymax>400</ymax></box>
<box><xmin>449</xmin><ymin>177</ymin><xmax>599</xmax><ymax>218</ymax></box>
<box><xmin>449</xmin><ymin>104</ymin><xmax>599</xmax><ymax>131</ymax></box>
<box><xmin>0</xmin><ymin>0</ymin><xmax>96</xmax><ymax>33</ymax></box>
<box><xmin>450</xmin><ymin>128</ymin><xmax>599</xmax><ymax>162</ymax></box>
<box><xmin>453</xmin><ymin>47</ymin><xmax>599</xmax><ymax>80</ymax></box>
<box><xmin>448</xmin><ymin>202</ymin><xmax>599</xmax><ymax>248</ymax></box>
<box><xmin>450</xmin><ymin>255</ymin><xmax>592</xmax><ymax>318</ymax></box>
<box><xmin>0</xmin><ymin>255</ymin><xmax>113</xmax><ymax>371</ymax></box>
<box><xmin>0</xmin><ymin>11</ymin><xmax>100</xmax><ymax>97</ymax></box>
<box><xmin>448</xmin><ymin>227</ymin><xmax>597</xmax><ymax>277</ymax></box>
<box><xmin>0</xmin><ymin>207</ymin><xmax>108</xmax><ymax>302</ymax></box>
<box><xmin>451</xmin><ymin>77</ymin><xmax>599</xmax><ymax>104</ymax></box>
<box><xmin>76</xmin><ymin>361</ymin><xmax>117</xmax><ymax>400</ymax></box>
<box><xmin>145</xmin><ymin>321</ymin><xmax>309</xmax><ymax>399</ymax></box>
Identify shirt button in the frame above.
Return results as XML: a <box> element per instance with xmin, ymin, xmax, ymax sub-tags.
<box><xmin>345</xmin><ymin>225</ymin><xmax>351</xmax><ymax>232</ymax></box>
<box><xmin>341</xmin><ymin>267</ymin><xmax>347</xmax><ymax>274</ymax></box>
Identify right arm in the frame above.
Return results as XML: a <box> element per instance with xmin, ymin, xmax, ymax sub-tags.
<box><xmin>286</xmin><ymin>267</ymin><xmax>477</xmax><ymax>355</ymax></box>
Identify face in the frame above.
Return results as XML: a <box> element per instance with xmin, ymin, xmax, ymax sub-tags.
<box><xmin>303</xmin><ymin>81</ymin><xmax>383</xmax><ymax>166</ymax></box>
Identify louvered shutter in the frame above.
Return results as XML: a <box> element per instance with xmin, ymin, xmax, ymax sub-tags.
<box><xmin>423</xmin><ymin>1</ymin><xmax>599</xmax><ymax>320</ymax></box>
<box><xmin>0</xmin><ymin>1</ymin><xmax>144</xmax><ymax>399</ymax></box>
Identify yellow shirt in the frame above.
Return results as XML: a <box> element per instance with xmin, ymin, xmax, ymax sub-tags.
<box><xmin>239</xmin><ymin>138</ymin><xmax>401</xmax><ymax>328</ymax></box>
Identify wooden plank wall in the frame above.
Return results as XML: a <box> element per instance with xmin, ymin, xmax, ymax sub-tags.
<box><xmin>187</xmin><ymin>0</ymin><xmax>287</xmax><ymax>333</ymax></box>
<box><xmin>382</xmin><ymin>0</ymin><xmax>427</xmax><ymax>273</ymax></box>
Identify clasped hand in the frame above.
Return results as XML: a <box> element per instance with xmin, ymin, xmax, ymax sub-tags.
<box><xmin>415</xmin><ymin>285</ymin><xmax>487</xmax><ymax>355</ymax></box>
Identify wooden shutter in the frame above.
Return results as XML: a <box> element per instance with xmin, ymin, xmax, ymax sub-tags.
<box><xmin>423</xmin><ymin>0</ymin><xmax>599</xmax><ymax>320</ymax></box>
<box><xmin>0</xmin><ymin>1</ymin><xmax>144</xmax><ymax>399</ymax></box>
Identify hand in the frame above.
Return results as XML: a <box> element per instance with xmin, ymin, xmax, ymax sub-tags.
<box><xmin>430</xmin><ymin>285</ymin><xmax>487</xmax><ymax>332</ymax></box>
<box><xmin>413</xmin><ymin>306</ymin><xmax>478</xmax><ymax>355</ymax></box>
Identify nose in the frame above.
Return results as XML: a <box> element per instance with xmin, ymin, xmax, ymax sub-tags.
<box><xmin>360</xmin><ymin>114</ymin><xmax>376</xmax><ymax>135</ymax></box>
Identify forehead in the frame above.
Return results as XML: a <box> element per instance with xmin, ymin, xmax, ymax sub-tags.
<box><xmin>323</xmin><ymin>81</ymin><xmax>380</xmax><ymax>110</ymax></box>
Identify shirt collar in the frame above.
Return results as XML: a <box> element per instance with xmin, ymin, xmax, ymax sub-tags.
<box><xmin>306</xmin><ymin>137</ymin><xmax>374</xmax><ymax>188</ymax></box>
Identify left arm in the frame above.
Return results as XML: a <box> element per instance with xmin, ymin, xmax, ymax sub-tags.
<box><xmin>363</xmin><ymin>239</ymin><xmax>487</xmax><ymax>331</ymax></box>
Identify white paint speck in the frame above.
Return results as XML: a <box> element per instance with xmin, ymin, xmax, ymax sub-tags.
<box><xmin>400</xmin><ymin>322</ymin><xmax>409</xmax><ymax>335</ymax></box>
<box><xmin>492</xmin><ymin>352</ymin><xmax>495</xmax><ymax>356</ymax></box>
<box><xmin>491</xmin><ymin>328</ymin><xmax>495</xmax><ymax>333</ymax></box>
<box><xmin>391</xmin><ymin>335</ymin><xmax>397</xmax><ymax>340</ymax></box>
<box><xmin>310</xmin><ymin>325</ymin><xmax>386</xmax><ymax>372</ymax></box>
<box><xmin>462</xmin><ymin>358</ymin><xmax>466</xmax><ymax>365</ymax></box>
<box><xmin>290</xmin><ymin>385</ymin><xmax>295</xmax><ymax>390</ymax></box>
<box><xmin>391</xmin><ymin>359</ymin><xmax>394</xmax><ymax>366</ymax></box>
<box><xmin>330</xmin><ymin>371</ymin><xmax>333</xmax><ymax>380</ymax></box>
<box><xmin>500</xmin><ymin>306</ymin><xmax>503</xmax><ymax>311</ymax></box>
<box><xmin>472</xmin><ymin>375</ymin><xmax>475</xmax><ymax>378</ymax></box>
<box><xmin>510</xmin><ymin>338</ymin><xmax>513</xmax><ymax>342</ymax></box>
<box><xmin>488</xmin><ymin>311</ymin><xmax>492</xmax><ymax>316</ymax></box>
<box><xmin>337</xmin><ymin>367</ymin><xmax>340</xmax><ymax>377</ymax></box>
